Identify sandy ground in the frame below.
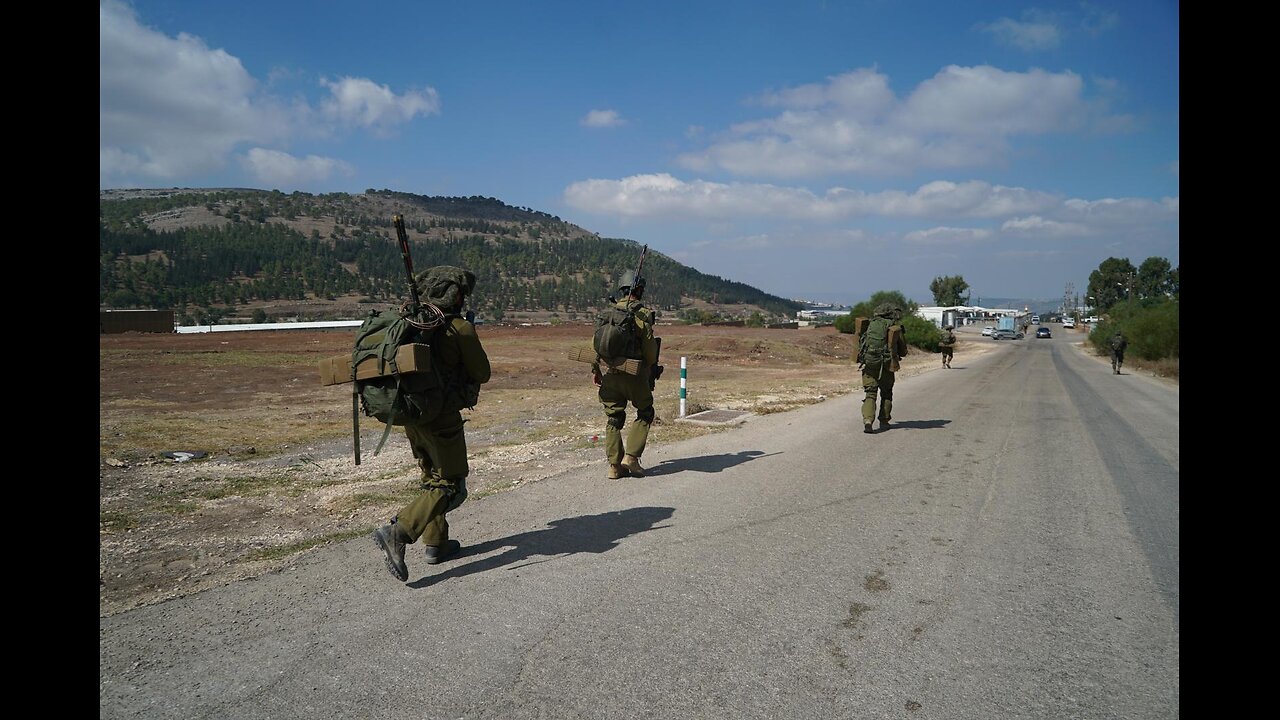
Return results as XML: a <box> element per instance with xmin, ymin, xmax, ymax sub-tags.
<box><xmin>100</xmin><ymin>323</ymin><xmax>1004</xmax><ymax>616</ymax></box>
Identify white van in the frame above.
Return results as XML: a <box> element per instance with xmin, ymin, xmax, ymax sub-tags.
<box><xmin>1031</xmin><ymin>315</ymin><xmax>1040</xmax><ymax>324</ymax></box>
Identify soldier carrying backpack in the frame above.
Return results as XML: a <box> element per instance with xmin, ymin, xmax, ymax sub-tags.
<box><xmin>591</xmin><ymin>258</ymin><xmax>662</xmax><ymax>479</ymax></box>
<box><xmin>1110</xmin><ymin>330</ymin><xmax>1128</xmax><ymax>375</ymax></box>
<box><xmin>858</xmin><ymin>303</ymin><xmax>910</xmax><ymax>434</ymax></box>
<box><xmin>939</xmin><ymin>325</ymin><xmax>957</xmax><ymax>369</ymax></box>
<box><xmin>372</xmin><ymin>264</ymin><xmax>491</xmax><ymax>583</ymax></box>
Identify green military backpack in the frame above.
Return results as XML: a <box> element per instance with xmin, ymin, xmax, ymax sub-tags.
<box><xmin>352</xmin><ymin>308</ymin><xmax>447</xmax><ymax>429</ymax></box>
<box><xmin>859</xmin><ymin>317</ymin><xmax>892</xmax><ymax>366</ymax></box>
<box><xmin>593</xmin><ymin>303</ymin><xmax>643</xmax><ymax>360</ymax></box>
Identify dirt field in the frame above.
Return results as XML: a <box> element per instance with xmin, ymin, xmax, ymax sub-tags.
<box><xmin>99</xmin><ymin>323</ymin><xmax>997</xmax><ymax>617</ymax></box>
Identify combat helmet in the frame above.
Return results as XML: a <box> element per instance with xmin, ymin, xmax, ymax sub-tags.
<box><xmin>617</xmin><ymin>270</ymin><xmax>647</xmax><ymax>299</ymax></box>
<box><xmin>415</xmin><ymin>265</ymin><xmax>476</xmax><ymax>309</ymax></box>
<box><xmin>873</xmin><ymin>302</ymin><xmax>902</xmax><ymax>321</ymax></box>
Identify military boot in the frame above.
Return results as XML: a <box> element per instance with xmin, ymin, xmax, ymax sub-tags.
<box><xmin>373</xmin><ymin>522</ymin><xmax>413</xmax><ymax>582</ymax></box>
<box><xmin>622</xmin><ymin>454</ymin><xmax>646</xmax><ymax>477</ymax></box>
<box><xmin>608</xmin><ymin>463</ymin><xmax>631</xmax><ymax>479</ymax></box>
<box><xmin>863</xmin><ymin>422</ymin><xmax>874</xmax><ymax>434</ymax></box>
<box><xmin>424</xmin><ymin>539</ymin><xmax>461</xmax><ymax>565</ymax></box>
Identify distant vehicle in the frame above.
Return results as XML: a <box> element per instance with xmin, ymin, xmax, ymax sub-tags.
<box><xmin>1062</xmin><ymin>319</ymin><xmax>1076</xmax><ymax>329</ymax></box>
<box><xmin>1084</xmin><ymin>316</ymin><xmax>1099</xmax><ymax>324</ymax></box>
<box><xmin>991</xmin><ymin>329</ymin><xmax>1023</xmax><ymax>340</ymax></box>
<box><xmin>1031</xmin><ymin>315</ymin><xmax>1041</xmax><ymax>324</ymax></box>
<box><xmin>1035</xmin><ymin>327</ymin><xmax>1051</xmax><ymax>338</ymax></box>
<box><xmin>982</xmin><ymin>326</ymin><xmax>995</xmax><ymax>336</ymax></box>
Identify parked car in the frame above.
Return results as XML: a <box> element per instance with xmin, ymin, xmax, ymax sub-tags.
<box><xmin>981</xmin><ymin>326</ymin><xmax>995</xmax><ymax>336</ymax></box>
<box><xmin>991</xmin><ymin>329</ymin><xmax>1023</xmax><ymax>340</ymax></box>
<box><xmin>1035</xmin><ymin>327</ymin><xmax>1051</xmax><ymax>338</ymax></box>
<box><xmin>1062</xmin><ymin>319</ymin><xmax>1075</xmax><ymax>329</ymax></box>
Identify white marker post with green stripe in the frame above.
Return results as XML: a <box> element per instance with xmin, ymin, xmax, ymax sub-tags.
<box><xmin>679</xmin><ymin>356</ymin><xmax>687</xmax><ymax>417</ymax></box>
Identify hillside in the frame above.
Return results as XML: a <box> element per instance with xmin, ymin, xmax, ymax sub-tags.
<box><xmin>99</xmin><ymin>188</ymin><xmax>802</xmax><ymax>324</ymax></box>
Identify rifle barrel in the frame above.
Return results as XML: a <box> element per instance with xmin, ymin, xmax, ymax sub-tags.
<box><xmin>393</xmin><ymin>214</ymin><xmax>421</xmax><ymax>310</ymax></box>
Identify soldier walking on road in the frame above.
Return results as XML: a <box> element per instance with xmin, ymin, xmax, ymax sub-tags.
<box><xmin>591</xmin><ymin>269</ymin><xmax>662</xmax><ymax>479</ymax></box>
<box><xmin>1110</xmin><ymin>330</ymin><xmax>1128</xmax><ymax>375</ymax></box>
<box><xmin>858</xmin><ymin>303</ymin><xmax>909</xmax><ymax>433</ymax></box>
<box><xmin>373</xmin><ymin>266</ymin><xmax>491</xmax><ymax>582</ymax></box>
<box><xmin>939</xmin><ymin>325</ymin><xmax>956</xmax><ymax>369</ymax></box>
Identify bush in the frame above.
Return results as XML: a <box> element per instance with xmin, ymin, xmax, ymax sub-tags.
<box><xmin>835</xmin><ymin>307</ymin><xmax>940</xmax><ymax>352</ymax></box>
<box><xmin>1088</xmin><ymin>298</ymin><xmax>1179</xmax><ymax>361</ymax></box>
<box><xmin>901</xmin><ymin>315</ymin><xmax>942</xmax><ymax>353</ymax></box>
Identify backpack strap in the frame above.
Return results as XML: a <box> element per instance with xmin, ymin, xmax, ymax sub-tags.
<box><xmin>372</xmin><ymin>385</ymin><xmax>404</xmax><ymax>456</ymax></box>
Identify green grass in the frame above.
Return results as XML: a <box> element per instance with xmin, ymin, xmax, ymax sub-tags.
<box><xmin>100</xmin><ymin>511</ymin><xmax>138</xmax><ymax>533</ymax></box>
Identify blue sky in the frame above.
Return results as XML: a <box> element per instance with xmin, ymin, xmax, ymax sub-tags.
<box><xmin>100</xmin><ymin>0</ymin><xmax>1179</xmax><ymax>305</ymax></box>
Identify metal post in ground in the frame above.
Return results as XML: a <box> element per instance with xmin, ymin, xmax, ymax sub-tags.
<box><xmin>679</xmin><ymin>356</ymin><xmax>687</xmax><ymax>418</ymax></box>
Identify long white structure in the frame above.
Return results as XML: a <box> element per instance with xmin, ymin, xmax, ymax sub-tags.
<box><xmin>175</xmin><ymin>320</ymin><xmax>363</xmax><ymax>334</ymax></box>
<box><xmin>914</xmin><ymin>305</ymin><xmax>1025</xmax><ymax>328</ymax></box>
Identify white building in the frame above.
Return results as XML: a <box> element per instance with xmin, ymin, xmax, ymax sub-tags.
<box><xmin>914</xmin><ymin>305</ymin><xmax>1026</xmax><ymax>328</ymax></box>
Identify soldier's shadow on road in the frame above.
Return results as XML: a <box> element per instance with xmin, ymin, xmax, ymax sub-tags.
<box><xmin>648</xmin><ymin>450</ymin><xmax>781</xmax><ymax>475</ymax></box>
<box><xmin>408</xmin><ymin>506</ymin><xmax>675</xmax><ymax>587</ymax></box>
<box><xmin>884</xmin><ymin>419</ymin><xmax>951</xmax><ymax>430</ymax></box>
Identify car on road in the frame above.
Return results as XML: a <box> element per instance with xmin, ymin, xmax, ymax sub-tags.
<box><xmin>1035</xmin><ymin>327</ymin><xmax>1051</xmax><ymax>338</ymax></box>
<box><xmin>981</xmin><ymin>326</ymin><xmax>995</xmax><ymax>336</ymax></box>
<box><xmin>991</xmin><ymin>329</ymin><xmax>1023</xmax><ymax>340</ymax></box>
<box><xmin>1062</xmin><ymin>319</ymin><xmax>1076</xmax><ymax>329</ymax></box>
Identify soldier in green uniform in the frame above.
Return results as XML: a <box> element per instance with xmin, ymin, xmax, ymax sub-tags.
<box><xmin>939</xmin><ymin>325</ymin><xmax>956</xmax><ymax>368</ymax></box>
<box><xmin>1110</xmin><ymin>330</ymin><xmax>1128</xmax><ymax>374</ymax></box>
<box><xmin>592</xmin><ymin>271</ymin><xmax>661</xmax><ymax>479</ymax></box>
<box><xmin>373</xmin><ymin>266</ymin><xmax>492</xmax><ymax>583</ymax></box>
<box><xmin>858</xmin><ymin>303</ymin><xmax>909</xmax><ymax>434</ymax></box>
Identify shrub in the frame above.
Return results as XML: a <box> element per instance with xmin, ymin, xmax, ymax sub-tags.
<box><xmin>1089</xmin><ymin>298</ymin><xmax>1179</xmax><ymax>360</ymax></box>
<box><xmin>901</xmin><ymin>315</ymin><xmax>942</xmax><ymax>353</ymax></box>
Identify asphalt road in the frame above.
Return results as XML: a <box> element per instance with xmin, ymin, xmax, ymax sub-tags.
<box><xmin>100</xmin><ymin>335</ymin><xmax>1179</xmax><ymax>719</ymax></box>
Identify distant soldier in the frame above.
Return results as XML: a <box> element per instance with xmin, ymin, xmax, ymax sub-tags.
<box><xmin>939</xmin><ymin>325</ymin><xmax>956</xmax><ymax>369</ymax></box>
<box><xmin>592</xmin><ymin>270</ymin><xmax>661</xmax><ymax>478</ymax></box>
<box><xmin>1110</xmin><ymin>330</ymin><xmax>1128</xmax><ymax>375</ymax></box>
<box><xmin>858</xmin><ymin>303</ymin><xmax>909</xmax><ymax>433</ymax></box>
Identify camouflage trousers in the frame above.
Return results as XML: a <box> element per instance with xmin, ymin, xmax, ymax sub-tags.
<box><xmin>861</xmin><ymin>362</ymin><xmax>896</xmax><ymax>425</ymax></box>
<box><xmin>394</xmin><ymin>410</ymin><xmax>470</xmax><ymax>547</ymax></box>
<box><xmin>599</xmin><ymin>369</ymin><xmax>654</xmax><ymax>464</ymax></box>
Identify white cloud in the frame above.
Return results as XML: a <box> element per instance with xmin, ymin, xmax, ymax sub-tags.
<box><xmin>676</xmin><ymin>65</ymin><xmax>1117</xmax><ymax>179</ymax></box>
<box><xmin>977</xmin><ymin>16</ymin><xmax>1062</xmax><ymax>51</ymax></box>
<box><xmin>1080</xmin><ymin>3</ymin><xmax>1120</xmax><ymax>35</ymax></box>
<box><xmin>100</xmin><ymin>0</ymin><xmax>290</xmax><ymax>181</ymax></box>
<box><xmin>319</xmin><ymin>77</ymin><xmax>440</xmax><ymax>135</ymax></box>
<box><xmin>582</xmin><ymin>109</ymin><xmax>625</xmax><ymax>128</ymax></box>
<box><xmin>240</xmin><ymin>148</ymin><xmax>354</xmax><ymax>185</ymax></box>
<box><xmin>99</xmin><ymin>0</ymin><xmax>437</xmax><ymax>185</ymax></box>
<box><xmin>902</xmin><ymin>227</ymin><xmax>994</xmax><ymax>245</ymax></box>
<box><xmin>1000</xmin><ymin>215</ymin><xmax>1090</xmax><ymax>238</ymax></box>
<box><xmin>564</xmin><ymin>174</ymin><xmax>1059</xmax><ymax>220</ymax></box>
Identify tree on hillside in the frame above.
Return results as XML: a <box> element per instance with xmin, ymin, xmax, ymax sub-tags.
<box><xmin>929</xmin><ymin>275</ymin><xmax>970</xmax><ymax>306</ymax></box>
